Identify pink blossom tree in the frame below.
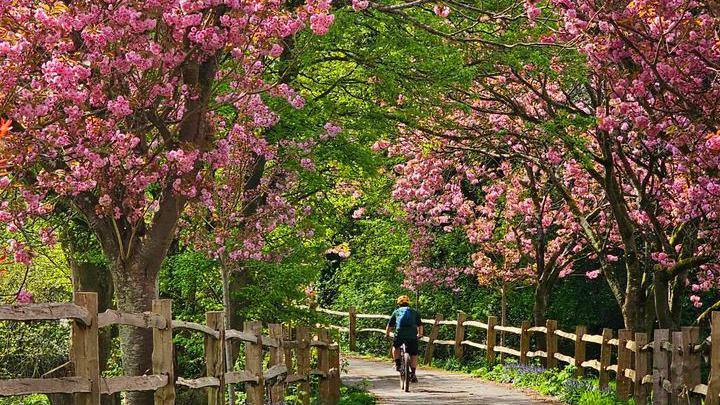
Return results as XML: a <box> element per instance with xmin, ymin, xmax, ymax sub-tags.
<box><xmin>549</xmin><ymin>0</ymin><xmax>720</xmax><ymax>329</ymax></box>
<box><xmin>382</xmin><ymin>0</ymin><xmax>720</xmax><ymax>330</ymax></box>
<box><xmin>390</xmin><ymin>128</ymin><xmax>585</xmax><ymax>325</ymax></box>
<box><xmin>0</xmin><ymin>1</ymin><xmax>332</xmax><ymax>401</ymax></box>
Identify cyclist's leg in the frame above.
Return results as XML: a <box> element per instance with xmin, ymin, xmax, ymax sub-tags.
<box><xmin>392</xmin><ymin>337</ymin><xmax>402</xmax><ymax>370</ymax></box>
<box><xmin>407</xmin><ymin>339</ymin><xmax>419</xmax><ymax>381</ymax></box>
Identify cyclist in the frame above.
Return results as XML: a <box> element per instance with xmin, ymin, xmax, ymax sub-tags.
<box><xmin>385</xmin><ymin>295</ymin><xmax>423</xmax><ymax>382</ymax></box>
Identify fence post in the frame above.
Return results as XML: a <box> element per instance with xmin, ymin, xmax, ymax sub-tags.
<box><xmin>296</xmin><ymin>326</ymin><xmax>311</xmax><ymax>405</ymax></box>
<box><xmin>329</xmin><ymin>341</ymin><xmax>341</xmax><ymax>404</ymax></box>
<box><xmin>634</xmin><ymin>332</ymin><xmax>649</xmax><ymax>405</ymax></box>
<box><xmin>670</xmin><ymin>331</ymin><xmax>685</xmax><ymax>403</ymax></box>
<box><xmin>546</xmin><ymin>320</ymin><xmax>558</xmax><ymax>369</ymax></box>
<box><xmin>424</xmin><ymin>314</ymin><xmax>442</xmax><ymax>365</ymax></box>
<box><xmin>205</xmin><ymin>311</ymin><xmax>225</xmax><ymax>405</ymax></box>
<box><xmin>617</xmin><ymin>329</ymin><xmax>633</xmax><ymax>401</ymax></box>
<box><xmin>244</xmin><ymin>320</ymin><xmax>264</xmax><ymax>405</ymax></box>
<box><xmin>318</xmin><ymin>329</ymin><xmax>331</xmax><ymax>404</ymax></box>
<box><xmin>487</xmin><ymin>316</ymin><xmax>497</xmax><ymax>365</ymax></box>
<box><xmin>349</xmin><ymin>307</ymin><xmax>357</xmax><ymax>352</ymax></box>
<box><xmin>652</xmin><ymin>329</ymin><xmax>670</xmax><ymax>405</ymax></box>
<box><xmin>72</xmin><ymin>292</ymin><xmax>100</xmax><ymax>405</ymax></box>
<box><xmin>519</xmin><ymin>321</ymin><xmax>530</xmax><ymax>365</ymax></box>
<box><xmin>574</xmin><ymin>325</ymin><xmax>586</xmax><ymax>377</ymax></box>
<box><xmin>709</xmin><ymin>312</ymin><xmax>720</xmax><ymax>405</ymax></box>
<box><xmin>599</xmin><ymin>328</ymin><xmax>613</xmax><ymax>390</ymax></box>
<box><xmin>269</xmin><ymin>323</ymin><xmax>286</xmax><ymax>404</ymax></box>
<box><xmin>152</xmin><ymin>299</ymin><xmax>175</xmax><ymax>405</ymax></box>
<box><xmin>284</xmin><ymin>326</ymin><xmax>294</xmax><ymax>377</ymax></box>
<box><xmin>682</xmin><ymin>327</ymin><xmax>701</xmax><ymax>405</ymax></box>
<box><xmin>454</xmin><ymin>311</ymin><xmax>467</xmax><ymax>360</ymax></box>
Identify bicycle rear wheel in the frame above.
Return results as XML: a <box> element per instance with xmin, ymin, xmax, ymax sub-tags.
<box><xmin>403</xmin><ymin>352</ymin><xmax>411</xmax><ymax>392</ymax></box>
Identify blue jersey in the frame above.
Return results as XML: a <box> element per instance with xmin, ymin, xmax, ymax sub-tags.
<box><xmin>388</xmin><ymin>306</ymin><xmax>421</xmax><ymax>340</ymax></box>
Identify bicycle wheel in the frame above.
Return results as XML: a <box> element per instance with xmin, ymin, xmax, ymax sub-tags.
<box><xmin>398</xmin><ymin>346</ymin><xmax>406</xmax><ymax>390</ymax></box>
<box><xmin>403</xmin><ymin>351</ymin><xmax>411</xmax><ymax>392</ymax></box>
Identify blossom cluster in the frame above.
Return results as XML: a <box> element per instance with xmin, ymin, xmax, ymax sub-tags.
<box><xmin>0</xmin><ymin>1</ymin><xmax>334</xmax><ymax>278</ymax></box>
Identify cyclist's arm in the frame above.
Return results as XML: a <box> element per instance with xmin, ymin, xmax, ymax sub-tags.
<box><xmin>416</xmin><ymin>312</ymin><xmax>424</xmax><ymax>337</ymax></box>
<box><xmin>386</xmin><ymin>312</ymin><xmax>396</xmax><ymax>337</ymax></box>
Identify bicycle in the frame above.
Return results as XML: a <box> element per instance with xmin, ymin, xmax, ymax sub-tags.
<box><xmin>398</xmin><ymin>342</ymin><xmax>411</xmax><ymax>392</ymax></box>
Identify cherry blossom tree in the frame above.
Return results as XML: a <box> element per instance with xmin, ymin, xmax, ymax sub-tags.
<box><xmin>0</xmin><ymin>2</ymin><xmax>333</xmax><ymax>402</ymax></box>
<box><xmin>388</xmin><ymin>127</ymin><xmax>584</xmax><ymax>325</ymax></box>
<box><xmin>549</xmin><ymin>0</ymin><xmax>720</xmax><ymax>329</ymax></box>
<box><xmin>370</xmin><ymin>0</ymin><xmax>720</xmax><ymax>331</ymax></box>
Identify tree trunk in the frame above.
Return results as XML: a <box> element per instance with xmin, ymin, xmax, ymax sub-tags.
<box><xmin>654</xmin><ymin>270</ymin><xmax>674</xmax><ymax>330</ymax></box>
<box><xmin>533</xmin><ymin>283</ymin><xmax>549</xmax><ymax>327</ymax></box>
<box><xmin>500</xmin><ymin>283</ymin><xmax>507</xmax><ymax>363</ymax></box>
<box><xmin>224</xmin><ymin>266</ymin><xmax>253</xmax><ymax>405</ymax></box>
<box><xmin>622</xmin><ymin>271</ymin><xmax>648</xmax><ymax>332</ymax></box>
<box><xmin>532</xmin><ymin>282</ymin><xmax>550</xmax><ymax>354</ymax></box>
<box><xmin>112</xmin><ymin>260</ymin><xmax>160</xmax><ymax>405</ymax></box>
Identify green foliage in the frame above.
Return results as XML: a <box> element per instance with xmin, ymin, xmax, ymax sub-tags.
<box><xmin>0</xmin><ymin>395</ymin><xmax>49</xmax><ymax>405</ymax></box>
<box><xmin>337</xmin><ymin>385</ymin><xmax>376</xmax><ymax>405</ymax></box>
<box><xmin>473</xmin><ymin>364</ymin><xmax>633</xmax><ymax>405</ymax></box>
<box><xmin>160</xmin><ymin>249</ymin><xmax>222</xmax><ymax>319</ymax></box>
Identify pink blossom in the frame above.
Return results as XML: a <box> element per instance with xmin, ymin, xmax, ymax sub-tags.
<box><xmin>99</xmin><ymin>194</ymin><xmax>112</xmax><ymax>208</ymax></box>
<box><xmin>16</xmin><ymin>289</ymin><xmax>33</xmax><ymax>304</ymax></box>
<box><xmin>107</xmin><ymin>96</ymin><xmax>133</xmax><ymax>118</ymax></box>
<box><xmin>433</xmin><ymin>5</ymin><xmax>451</xmax><ymax>18</ymax></box>
<box><xmin>352</xmin><ymin>207</ymin><xmax>366</xmax><ymax>219</ymax></box>
<box><xmin>300</xmin><ymin>158</ymin><xmax>315</xmax><ymax>171</ymax></box>
<box><xmin>290</xmin><ymin>95</ymin><xmax>306</xmax><ymax>109</ymax></box>
<box><xmin>269</xmin><ymin>44</ymin><xmax>284</xmax><ymax>58</ymax></box>
<box><xmin>352</xmin><ymin>0</ymin><xmax>370</xmax><ymax>11</ymax></box>
<box><xmin>310</xmin><ymin>13</ymin><xmax>335</xmax><ymax>35</ymax></box>
<box><xmin>372</xmin><ymin>139</ymin><xmax>390</xmax><ymax>151</ymax></box>
<box><xmin>525</xmin><ymin>2</ymin><xmax>541</xmax><ymax>21</ymax></box>
<box><xmin>39</xmin><ymin>228</ymin><xmax>57</xmax><ymax>246</ymax></box>
<box><xmin>324</xmin><ymin>122</ymin><xmax>342</xmax><ymax>137</ymax></box>
<box><xmin>586</xmin><ymin>270</ymin><xmax>601</xmax><ymax>279</ymax></box>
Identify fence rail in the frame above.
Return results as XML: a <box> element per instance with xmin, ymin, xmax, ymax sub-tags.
<box><xmin>317</xmin><ymin>305</ymin><xmax>720</xmax><ymax>405</ymax></box>
<box><xmin>0</xmin><ymin>293</ymin><xmax>341</xmax><ymax>405</ymax></box>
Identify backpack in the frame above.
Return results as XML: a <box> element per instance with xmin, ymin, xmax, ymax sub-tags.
<box><xmin>395</xmin><ymin>307</ymin><xmax>415</xmax><ymax>329</ymax></box>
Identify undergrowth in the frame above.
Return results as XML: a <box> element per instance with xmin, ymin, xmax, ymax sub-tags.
<box><xmin>472</xmin><ymin>363</ymin><xmax>634</xmax><ymax>405</ymax></box>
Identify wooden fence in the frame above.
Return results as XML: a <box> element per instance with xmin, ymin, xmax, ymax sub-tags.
<box><xmin>0</xmin><ymin>293</ymin><xmax>341</xmax><ymax>405</ymax></box>
<box><xmin>316</xmin><ymin>306</ymin><xmax>720</xmax><ymax>404</ymax></box>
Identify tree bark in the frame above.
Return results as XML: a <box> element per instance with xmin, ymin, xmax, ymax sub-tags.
<box><xmin>622</xmin><ymin>272</ymin><xmax>648</xmax><ymax>332</ymax></box>
<box><xmin>654</xmin><ymin>270</ymin><xmax>674</xmax><ymax>330</ymax></box>
<box><xmin>111</xmin><ymin>259</ymin><xmax>160</xmax><ymax>405</ymax></box>
<box><xmin>499</xmin><ymin>283</ymin><xmax>507</xmax><ymax>363</ymax></box>
<box><xmin>600</xmin><ymin>133</ymin><xmax>654</xmax><ymax>332</ymax></box>
<box><xmin>223</xmin><ymin>266</ymin><xmax>253</xmax><ymax>405</ymax></box>
<box><xmin>532</xmin><ymin>283</ymin><xmax>549</xmax><ymax>327</ymax></box>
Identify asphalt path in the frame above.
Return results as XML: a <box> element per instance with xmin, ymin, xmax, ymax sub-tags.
<box><xmin>342</xmin><ymin>357</ymin><xmax>554</xmax><ymax>405</ymax></box>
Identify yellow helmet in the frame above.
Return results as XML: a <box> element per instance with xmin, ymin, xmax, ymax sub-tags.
<box><xmin>396</xmin><ymin>295</ymin><xmax>410</xmax><ymax>305</ymax></box>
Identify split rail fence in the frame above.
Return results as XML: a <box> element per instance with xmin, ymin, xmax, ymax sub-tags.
<box><xmin>0</xmin><ymin>293</ymin><xmax>341</xmax><ymax>405</ymax></box>
<box><xmin>316</xmin><ymin>305</ymin><xmax>720</xmax><ymax>404</ymax></box>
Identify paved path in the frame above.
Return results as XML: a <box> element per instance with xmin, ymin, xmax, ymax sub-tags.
<box><xmin>341</xmin><ymin>357</ymin><xmax>553</xmax><ymax>404</ymax></box>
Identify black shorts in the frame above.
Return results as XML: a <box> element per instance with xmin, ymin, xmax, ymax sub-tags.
<box><xmin>393</xmin><ymin>336</ymin><xmax>419</xmax><ymax>356</ymax></box>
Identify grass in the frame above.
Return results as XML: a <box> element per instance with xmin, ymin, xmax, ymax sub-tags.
<box><xmin>338</xmin><ymin>384</ymin><xmax>376</xmax><ymax>405</ymax></box>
